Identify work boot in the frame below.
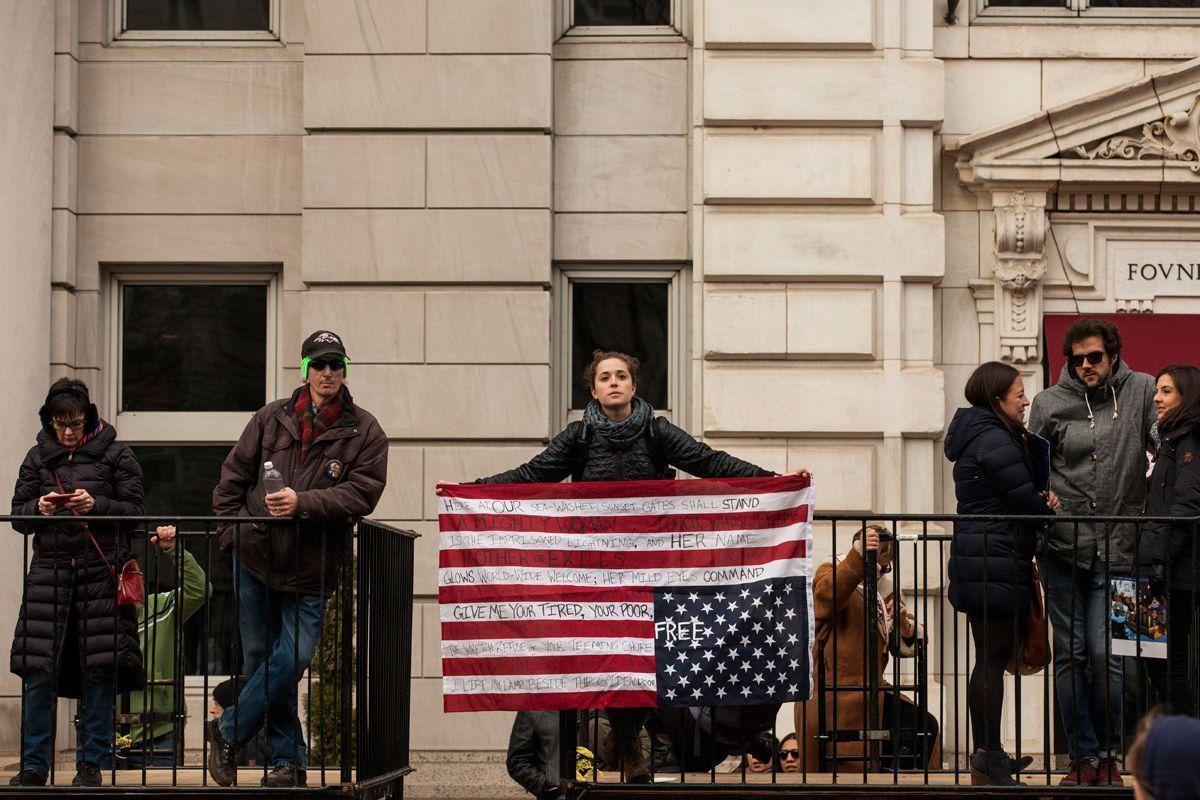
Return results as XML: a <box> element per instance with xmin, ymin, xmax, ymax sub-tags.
<box><xmin>71</xmin><ymin>762</ymin><xmax>102</xmax><ymax>787</ymax></box>
<box><xmin>8</xmin><ymin>770</ymin><xmax>46</xmax><ymax>786</ymax></box>
<box><xmin>600</xmin><ymin>730</ymin><xmax>650</xmax><ymax>784</ymax></box>
<box><xmin>206</xmin><ymin>718</ymin><xmax>237</xmax><ymax>787</ymax></box>
<box><xmin>1096</xmin><ymin>757</ymin><xmax>1124</xmax><ymax>786</ymax></box>
<box><xmin>261</xmin><ymin>766</ymin><xmax>308</xmax><ymax>787</ymax></box>
<box><xmin>970</xmin><ymin>750</ymin><xmax>1025</xmax><ymax>786</ymax></box>
<box><xmin>1059</xmin><ymin>757</ymin><xmax>1099</xmax><ymax>786</ymax></box>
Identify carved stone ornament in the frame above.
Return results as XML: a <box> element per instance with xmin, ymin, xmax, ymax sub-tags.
<box><xmin>1072</xmin><ymin>94</ymin><xmax>1200</xmax><ymax>173</ymax></box>
<box><xmin>990</xmin><ymin>190</ymin><xmax>1048</xmax><ymax>364</ymax></box>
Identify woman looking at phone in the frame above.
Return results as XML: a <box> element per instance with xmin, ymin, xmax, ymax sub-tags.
<box><xmin>8</xmin><ymin>379</ymin><xmax>146</xmax><ymax>787</ymax></box>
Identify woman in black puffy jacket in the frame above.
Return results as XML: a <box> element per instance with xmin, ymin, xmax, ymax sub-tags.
<box><xmin>1138</xmin><ymin>364</ymin><xmax>1200</xmax><ymax>716</ymax></box>
<box><xmin>8</xmin><ymin>379</ymin><xmax>146</xmax><ymax>787</ymax></box>
<box><xmin>944</xmin><ymin>362</ymin><xmax>1057</xmax><ymax>785</ymax></box>
<box><xmin>442</xmin><ymin>349</ymin><xmax>802</xmax><ymax>783</ymax></box>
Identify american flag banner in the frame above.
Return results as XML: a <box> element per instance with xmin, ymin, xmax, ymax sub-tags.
<box><xmin>437</xmin><ymin>475</ymin><xmax>815</xmax><ymax>713</ymax></box>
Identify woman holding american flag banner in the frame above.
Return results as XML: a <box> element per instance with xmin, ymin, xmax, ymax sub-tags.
<box><xmin>437</xmin><ymin>349</ymin><xmax>809</xmax><ymax>783</ymax></box>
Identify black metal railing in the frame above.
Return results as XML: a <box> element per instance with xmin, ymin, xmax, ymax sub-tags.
<box><xmin>4</xmin><ymin>515</ymin><xmax>416</xmax><ymax>797</ymax></box>
<box><xmin>554</xmin><ymin>513</ymin><xmax>1199</xmax><ymax>797</ymax></box>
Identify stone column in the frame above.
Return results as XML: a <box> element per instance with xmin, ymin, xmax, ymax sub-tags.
<box><xmin>0</xmin><ymin>0</ymin><xmax>54</xmax><ymax>741</ymax></box>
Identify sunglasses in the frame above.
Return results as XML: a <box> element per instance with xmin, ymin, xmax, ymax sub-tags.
<box><xmin>1069</xmin><ymin>350</ymin><xmax>1107</xmax><ymax>369</ymax></box>
<box><xmin>309</xmin><ymin>358</ymin><xmax>345</xmax><ymax>373</ymax></box>
<box><xmin>51</xmin><ymin>418</ymin><xmax>85</xmax><ymax>432</ymax></box>
<box><xmin>778</xmin><ymin>749</ymin><xmax>800</xmax><ymax>760</ymax></box>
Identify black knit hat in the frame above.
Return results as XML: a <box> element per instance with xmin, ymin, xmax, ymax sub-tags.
<box><xmin>38</xmin><ymin>378</ymin><xmax>99</xmax><ymax>435</ymax></box>
<box><xmin>212</xmin><ymin>676</ymin><xmax>245</xmax><ymax>710</ymax></box>
<box><xmin>301</xmin><ymin>330</ymin><xmax>348</xmax><ymax>361</ymax></box>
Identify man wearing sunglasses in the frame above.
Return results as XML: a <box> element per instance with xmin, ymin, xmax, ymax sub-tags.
<box><xmin>209</xmin><ymin>331</ymin><xmax>388</xmax><ymax>788</ymax></box>
<box><xmin>1028</xmin><ymin>317</ymin><xmax>1157</xmax><ymax>787</ymax></box>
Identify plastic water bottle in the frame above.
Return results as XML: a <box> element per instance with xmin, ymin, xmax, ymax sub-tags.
<box><xmin>262</xmin><ymin>461</ymin><xmax>285</xmax><ymax>495</ymax></box>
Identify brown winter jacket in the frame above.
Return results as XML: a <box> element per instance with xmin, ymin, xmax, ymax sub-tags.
<box><xmin>214</xmin><ymin>386</ymin><xmax>388</xmax><ymax>595</ymax></box>
<box><xmin>794</xmin><ymin>547</ymin><xmax>940</xmax><ymax>773</ymax></box>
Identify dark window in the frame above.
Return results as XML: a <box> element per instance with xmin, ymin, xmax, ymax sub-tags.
<box><xmin>574</xmin><ymin>0</ymin><xmax>671</xmax><ymax>25</ymax></box>
<box><xmin>126</xmin><ymin>0</ymin><xmax>271</xmax><ymax>30</ymax></box>
<box><xmin>131</xmin><ymin>444</ymin><xmax>240</xmax><ymax>677</ymax></box>
<box><xmin>571</xmin><ymin>282</ymin><xmax>668</xmax><ymax>410</ymax></box>
<box><xmin>121</xmin><ymin>284</ymin><xmax>267</xmax><ymax>412</ymax></box>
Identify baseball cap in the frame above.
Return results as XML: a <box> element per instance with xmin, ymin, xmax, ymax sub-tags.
<box><xmin>301</xmin><ymin>330</ymin><xmax>348</xmax><ymax>361</ymax></box>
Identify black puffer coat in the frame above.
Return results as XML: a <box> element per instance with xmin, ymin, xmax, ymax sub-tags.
<box><xmin>10</xmin><ymin>422</ymin><xmax>146</xmax><ymax>696</ymax></box>
<box><xmin>1138</xmin><ymin>423</ymin><xmax>1200</xmax><ymax>591</ymax></box>
<box><xmin>944</xmin><ymin>406</ymin><xmax>1054</xmax><ymax>618</ymax></box>
<box><xmin>477</xmin><ymin>416</ymin><xmax>772</xmax><ymax>484</ymax></box>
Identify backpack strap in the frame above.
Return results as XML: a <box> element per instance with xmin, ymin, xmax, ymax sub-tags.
<box><xmin>570</xmin><ymin>422</ymin><xmax>591</xmax><ymax>482</ymax></box>
<box><xmin>648</xmin><ymin>417</ymin><xmax>676</xmax><ymax>480</ymax></box>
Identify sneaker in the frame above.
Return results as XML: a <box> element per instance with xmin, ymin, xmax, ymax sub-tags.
<box><xmin>261</xmin><ymin>766</ymin><xmax>308</xmax><ymax>787</ymax></box>
<box><xmin>8</xmin><ymin>770</ymin><xmax>46</xmax><ymax>787</ymax></box>
<box><xmin>206</xmin><ymin>718</ymin><xmax>237</xmax><ymax>787</ymax></box>
<box><xmin>1096</xmin><ymin>757</ymin><xmax>1125</xmax><ymax>786</ymax></box>
<box><xmin>1059</xmin><ymin>758</ymin><xmax>1099</xmax><ymax>786</ymax></box>
<box><xmin>71</xmin><ymin>762</ymin><xmax>102</xmax><ymax>787</ymax></box>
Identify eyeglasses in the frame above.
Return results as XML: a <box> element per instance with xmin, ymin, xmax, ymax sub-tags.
<box><xmin>309</xmin><ymin>358</ymin><xmax>345</xmax><ymax>373</ymax></box>
<box><xmin>778</xmin><ymin>749</ymin><xmax>800</xmax><ymax>760</ymax></box>
<box><xmin>1069</xmin><ymin>350</ymin><xmax>1107</xmax><ymax>369</ymax></box>
<box><xmin>51</xmin><ymin>418</ymin><xmax>85</xmax><ymax>432</ymax></box>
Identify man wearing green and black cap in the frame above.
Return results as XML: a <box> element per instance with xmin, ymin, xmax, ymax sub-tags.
<box><xmin>209</xmin><ymin>331</ymin><xmax>388</xmax><ymax>787</ymax></box>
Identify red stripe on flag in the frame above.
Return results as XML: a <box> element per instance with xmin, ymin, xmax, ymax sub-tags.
<box><xmin>439</xmin><ymin>539</ymin><xmax>806</xmax><ymax>570</ymax></box>
<box><xmin>440</xmin><ymin>475</ymin><xmax>808</xmax><ymax>501</ymax></box>
<box><xmin>439</xmin><ymin>585</ymin><xmax>654</xmax><ymax>605</ymax></box>
<box><xmin>444</xmin><ymin>690</ymin><xmax>659</xmax><ymax>713</ymax></box>
<box><xmin>442</xmin><ymin>654</ymin><xmax>655</xmax><ymax>677</ymax></box>
<box><xmin>439</xmin><ymin>505</ymin><xmax>810</xmax><ymax>534</ymax></box>
<box><xmin>440</xmin><ymin>619</ymin><xmax>654</xmax><ymax>640</ymax></box>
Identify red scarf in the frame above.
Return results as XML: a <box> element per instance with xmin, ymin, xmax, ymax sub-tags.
<box><xmin>294</xmin><ymin>389</ymin><xmax>343</xmax><ymax>463</ymax></box>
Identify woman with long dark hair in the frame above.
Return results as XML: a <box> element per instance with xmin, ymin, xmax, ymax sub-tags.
<box><xmin>944</xmin><ymin>361</ymin><xmax>1057</xmax><ymax>785</ymax></box>
<box><xmin>440</xmin><ymin>349</ymin><xmax>803</xmax><ymax>782</ymax></box>
<box><xmin>1138</xmin><ymin>364</ymin><xmax>1200</xmax><ymax>716</ymax></box>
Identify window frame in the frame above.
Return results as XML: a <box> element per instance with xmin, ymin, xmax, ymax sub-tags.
<box><xmin>553</xmin><ymin>265</ymin><xmax>689</xmax><ymax>428</ymax></box>
<box><xmin>973</xmin><ymin>0</ymin><xmax>1200</xmax><ymax>21</ymax></box>
<box><xmin>109</xmin><ymin>0</ymin><xmax>282</xmax><ymax>42</ymax></box>
<box><xmin>557</xmin><ymin>0</ymin><xmax>689</xmax><ymax>40</ymax></box>
<box><xmin>105</xmin><ymin>271</ymin><xmax>278</xmax><ymax>442</ymax></box>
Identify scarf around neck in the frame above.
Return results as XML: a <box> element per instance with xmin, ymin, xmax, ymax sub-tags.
<box><xmin>294</xmin><ymin>387</ymin><xmax>343</xmax><ymax>463</ymax></box>
<box><xmin>582</xmin><ymin>396</ymin><xmax>653</xmax><ymax>450</ymax></box>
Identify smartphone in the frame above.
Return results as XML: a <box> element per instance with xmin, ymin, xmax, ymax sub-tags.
<box><xmin>44</xmin><ymin>493</ymin><xmax>74</xmax><ymax>507</ymax></box>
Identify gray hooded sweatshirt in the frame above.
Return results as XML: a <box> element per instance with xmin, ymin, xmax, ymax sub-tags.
<box><xmin>1028</xmin><ymin>359</ymin><xmax>1157</xmax><ymax>572</ymax></box>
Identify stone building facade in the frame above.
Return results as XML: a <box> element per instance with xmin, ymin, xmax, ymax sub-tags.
<box><xmin>1</xmin><ymin>0</ymin><xmax>1199</xmax><ymax>761</ymax></box>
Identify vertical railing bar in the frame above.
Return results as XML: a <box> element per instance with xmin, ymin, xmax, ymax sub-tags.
<box><xmin>339</xmin><ymin>524</ymin><xmax>354</xmax><ymax>785</ymax></box>
<box><xmin>831</xmin><ymin>519</ymin><xmax>838</xmax><ymax>784</ymax></box>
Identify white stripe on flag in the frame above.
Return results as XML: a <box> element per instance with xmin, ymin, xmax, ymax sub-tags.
<box><xmin>443</xmin><ymin>672</ymin><xmax>656</xmax><ymax>696</ymax></box>
<box><xmin>441</xmin><ymin>637</ymin><xmax>655</xmax><ymax>660</ymax></box>
<box><xmin>438</xmin><ymin>556</ymin><xmax>812</xmax><ymax>589</ymax></box>
<box><xmin>439</xmin><ymin>489</ymin><xmax>809</xmax><ymax>518</ymax></box>
<box><xmin>440</xmin><ymin>601</ymin><xmax>653</xmax><ymax>623</ymax></box>
<box><xmin>439</xmin><ymin>522</ymin><xmax>808</xmax><ymax>553</ymax></box>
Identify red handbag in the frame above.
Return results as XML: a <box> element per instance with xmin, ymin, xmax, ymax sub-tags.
<box><xmin>55</xmin><ymin>474</ymin><xmax>145</xmax><ymax>608</ymax></box>
<box><xmin>1007</xmin><ymin>563</ymin><xmax>1050</xmax><ymax>676</ymax></box>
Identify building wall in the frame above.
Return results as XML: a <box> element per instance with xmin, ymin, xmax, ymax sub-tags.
<box><xmin>4</xmin><ymin>0</ymin><xmax>1198</xmax><ymax>758</ymax></box>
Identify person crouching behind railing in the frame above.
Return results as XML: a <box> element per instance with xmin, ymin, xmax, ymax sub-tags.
<box><xmin>118</xmin><ymin>525</ymin><xmax>210</xmax><ymax>769</ymax></box>
<box><xmin>9</xmin><ymin>378</ymin><xmax>147</xmax><ymax>788</ymax></box>
<box><xmin>945</xmin><ymin>362</ymin><xmax>1058</xmax><ymax>786</ymax></box>
<box><xmin>795</xmin><ymin>524</ymin><xmax>940</xmax><ymax>774</ymax></box>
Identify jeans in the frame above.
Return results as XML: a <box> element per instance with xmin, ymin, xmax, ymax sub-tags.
<box><xmin>219</xmin><ymin>564</ymin><xmax>327</xmax><ymax>768</ymax></box>
<box><xmin>1040</xmin><ymin>554</ymin><xmax>1122</xmax><ymax>761</ymax></box>
<box><xmin>124</xmin><ymin>733</ymin><xmax>175</xmax><ymax>769</ymax></box>
<box><xmin>21</xmin><ymin>668</ymin><xmax>115</xmax><ymax>777</ymax></box>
